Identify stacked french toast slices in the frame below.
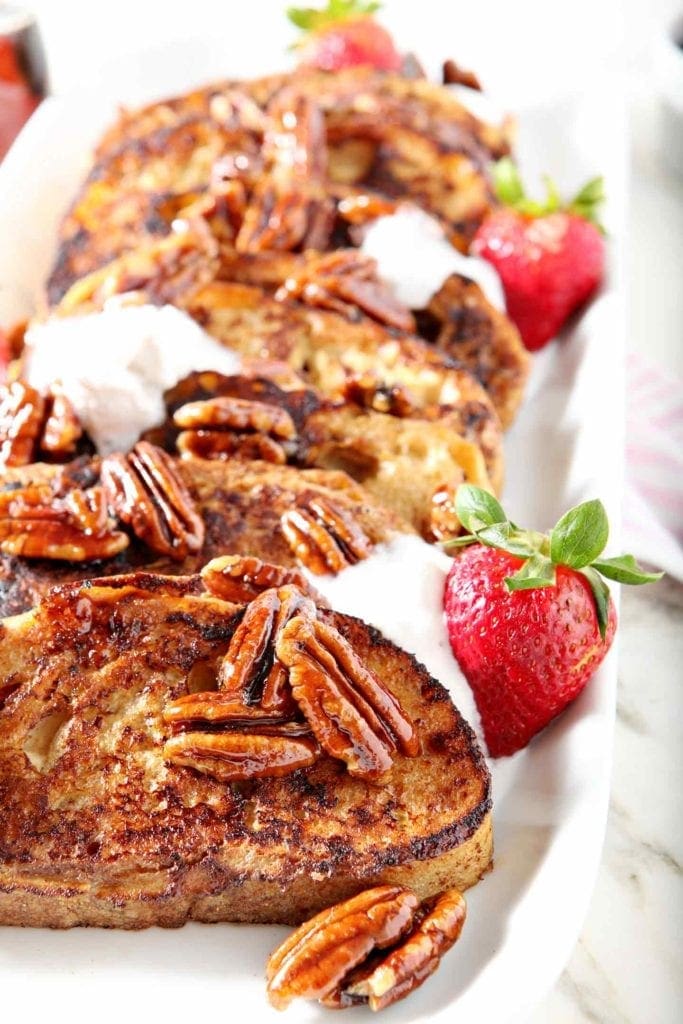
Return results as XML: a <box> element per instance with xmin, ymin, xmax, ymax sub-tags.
<box><xmin>0</xmin><ymin>63</ymin><xmax>529</xmax><ymax>937</ymax></box>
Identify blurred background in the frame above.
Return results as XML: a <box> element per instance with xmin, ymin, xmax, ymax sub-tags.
<box><xmin>1</xmin><ymin>2</ymin><xmax>681</xmax><ymax>1022</ymax></box>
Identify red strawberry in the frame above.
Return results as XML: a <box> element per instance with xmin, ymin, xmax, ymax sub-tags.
<box><xmin>287</xmin><ymin>1</ymin><xmax>401</xmax><ymax>72</ymax></box>
<box><xmin>472</xmin><ymin>159</ymin><xmax>606</xmax><ymax>352</ymax></box>
<box><xmin>443</xmin><ymin>486</ymin><xmax>661</xmax><ymax>757</ymax></box>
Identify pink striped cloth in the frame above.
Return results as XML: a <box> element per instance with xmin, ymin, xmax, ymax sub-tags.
<box><xmin>624</xmin><ymin>352</ymin><xmax>683</xmax><ymax>582</ymax></box>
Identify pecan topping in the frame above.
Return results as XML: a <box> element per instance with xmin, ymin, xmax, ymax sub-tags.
<box><xmin>267</xmin><ymin>886</ymin><xmax>467</xmax><ymax>1013</ymax></box>
<box><xmin>101</xmin><ymin>441</ymin><xmax>204</xmax><ymax>561</ymax></box>
<box><xmin>163</xmin><ymin>730</ymin><xmax>319</xmax><ymax>783</ymax></box>
<box><xmin>219</xmin><ymin>585</ymin><xmax>316</xmax><ymax>716</ymax></box>
<box><xmin>336</xmin><ymin>192</ymin><xmax>398</xmax><ymax>226</ymax></box>
<box><xmin>266</xmin><ymin>886</ymin><xmax>419</xmax><ymax>1010</ymax></box>
<box><xmin>173</xmin><ymin>396</ymin><xmax>296</xmax><ymax>439</ymax></box>
<box><xmin>276</xmin><ymin>615</ymin><xmax>419</xmax><ymax>780</ymax></box>
<box><xmin>280</xmin><ymin>495</ymin><xmax>372</xmax><ymax>576</ymax></box>
<box><xmin>274</xmin><ymin>250</ymin><xmax>415</xmax><ymax>333</ymax></box>
<box><xmin>173</xmin><ymin>395</ymin><xmax>296</xmax><ymax>465</ymax></box>
<box><xmin>427</xmin><ymin>480</ymin><xmax>461</xmax><ymax>542</ymax></box>
<box><xmin>0</xmin><ymin>381</ymin><xmax>45</xmax><ymax>466</ymax></box>
<box><xmin>164</xmin><ymin>584</ymin><xmax>317</xmax><ymax>731</ymax></box>
<box><xmin>0</xmin><ymin>380</ymin><xmax>84</xmax><ymax>468</ymax></box>
<box><xmin>343</xmin><ymin>375</ymin><xmax>417</xmax><ymax>418</ymax></box>
<box><xmin>176</xmin><ymin>429</ymin><xmax>287</xmax><ymax>464</ymax></box>
<box><xmin>41</xmin><ymin>387</ymin><xmax>83</xmax><ymax>456</ymax></box>
<box><xmin>323</xmin><ymin>889</ymin><xmax>468</xmax><ymax>1011</ymax></box>
<box><xmin>201</xmin><ymin>554</ymin><xmax>327</xmax><ymax>606</ymax></box>
<box><xmin>0</xmin><ymin>482</ymin><xmax>128</xmax><ymax>561</ymax></box>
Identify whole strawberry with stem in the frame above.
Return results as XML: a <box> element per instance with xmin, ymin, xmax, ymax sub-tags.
<box><xmin>287</xmin><ymin>0</ymin><xmax>402</xmax><ymax>72</ymax></box>
<box><xmin>443</xmin><ymin>486</ymin><xmax>661</xmax><ymax>757</ymax></box>
<box><xmin>472</xmin><ymin>159</ymin><xmax>606</xmax><ymax>352</ymax></box>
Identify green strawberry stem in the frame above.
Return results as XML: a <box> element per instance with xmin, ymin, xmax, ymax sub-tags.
<box><xmin>444</xmin><ymin>485</ymin><xmax>662</xmax><ymax>639</ymax></box>
<box><xmin>287</xmin><ymin>0</ymin><xmax>381</xmax><ymax>32</ymax></box>
<box><xmin>492</xmin><ymin>157</ymin><xmax>606</xmax><ymax>231</ymax></box>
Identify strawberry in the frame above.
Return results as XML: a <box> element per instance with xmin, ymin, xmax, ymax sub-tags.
<box><xmin>472</xmin><ymin>159</ymin><xmax>606</xmax><ymax>352</ymax></box>
<box><xmin>443</xmin><ymin>486</ymin><xmax>661</xmax><ymax>757</ymax></box>
<box><xmin>287</xmin><ymin>0</ymin><xmax>401</xmax><ymax>72</ymax></box>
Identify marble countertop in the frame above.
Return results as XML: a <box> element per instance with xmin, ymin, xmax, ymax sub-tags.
<box><xmin>528</xmin><ymin>583</ymin><xmax>683</xmax><ymax>1023</ymax></box>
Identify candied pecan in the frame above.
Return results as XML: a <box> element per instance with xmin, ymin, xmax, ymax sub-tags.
<box><xmin>0</xmin><ymin>380</ymin><xmax>84</xmax><ymax>467</ymax></box>
<box><xmin>274</xmin><ymin>249</ymin><xmax>415</xmax><ymax>333</ymax></box>
<box><xmin>163</xmin><ymin>729</ymin><xmax>319</xmax><ymax>783</ymax></box>
<box><xmin>280</xmin><ymin>495</ymin><xmax>372</xmax><ymax>576</ymax></box>
<box><xmin>218</xmin><ymin>585</ymin><xmax>316</xmax><ymax>716</ymax></box>
<box><xmin>427</xmin><ymin>480</ymin><xmax>461</xmax><ymax>542</ymax></box>
<box><xmin>442</xmin><ymin>58</ymin><xmax>482</xmax><ymax>90</ymax></box>
<box><xmin>0</xmin><ymin>482</ymin><xmax>128</xmax><ymax>561</ymax></box>
<box><xmin>328</xmin><ymin>889</ymin><xmax>468</xmax><ymax>1010</ymax></box>
<box><xmin>173</xmin><ymin>394</ymin><xmax>296</xmax><ymax>464</ymax></box>
<box><xmin>101</xmin><ymin>441</ymin><xmax>204</xmax><ymax>561</ymax></box>
<box><xmin>0</xmin><ymin>381</ymin><xmax>45</xmax><ymax>467</ymax></box>
<box><xmin>266</xmin><ymin>886</ymin><xmax>418</xmax><ymax>1010</ymax></box>
<box><xmin>276</xmin><ymin>615</ymin><xmax>419</xmax><ymax>780</ymax></box>
<box><xmin>173</xmin><ymin>396</ymin><xmax>296</xmax><ymax>439</ymax></box>
<box><xmin>235</xmin><ymin>95</ymin><xmax>335</xmax><ymax>253</ymax></box>
<box><xmin>343</xmin><ymin>375</ymin><xmax>417</xmax><ymax>417</ymax></box>
<box><xmin>177</xmin><ymin>428</ymin><xmax>287</xmax><ymax>464</ymax></box>
<box><xmin>41</xmin><ymin>387</ymin><xmax>83</xmax><ymax>457</ymax></box>
<box><xmin>336</xmin><ymin>192</ymin><xmax>397</xmax><ymax>226</ymax></box>
<box><xmin>201</xmin><ymin>554</ymin><xmax>327</xmax><ymax>606</ymax></box>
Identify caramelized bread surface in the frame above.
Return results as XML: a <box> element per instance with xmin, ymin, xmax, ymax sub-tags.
<box><xmin>0</xmin><ymin>573</ymin><xmax>491</xmax><ymax>928</ymax></box>
<box><xmin>0</xmin><ymin>457</ymin><xmax>411</xmax><ymax>618</ymax></box>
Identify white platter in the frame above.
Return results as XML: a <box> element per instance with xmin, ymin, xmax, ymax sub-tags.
<box><xmin>0</xmin><ymin>46</ymin><xmax>625</xmax><ymax>1024</ymax></box>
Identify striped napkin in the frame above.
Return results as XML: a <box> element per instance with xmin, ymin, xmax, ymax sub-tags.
<box><xmin>624</xmin><ymin>352</ymin><xmax>683</xmax><ymax>582</ymax></box>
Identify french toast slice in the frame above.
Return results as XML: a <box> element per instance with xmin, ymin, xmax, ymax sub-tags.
<box><xmin>0</xmin><ymin>570</ymin><xmax>492</xmax><ymax>929</ymax></box>
<box><xmin>47</xmin><ymin>66</ymin><xmax>510</xmax><ymax>303</ymax></box>
<box><xmin>0</xmin><ymin>457</ymin><xmax>410</xmax><ymax>618</ymax></box>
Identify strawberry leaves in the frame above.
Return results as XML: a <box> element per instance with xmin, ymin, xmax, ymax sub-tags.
<box><xmin>446</xmin><ymin>485</ymin><xmax>662</xmax><ymax>639</ymax></box>
<box><xmin>549</xmin><ymin>499</ymin><xmax>609</xmax><ymax>568</ymax></box>
<box><xmin>287</xmin><ymin>0</ymin><xmax>380</xmax><ymax>32</ymax></box>
<box><xmin>491</xmin><ymin>157</ymin><xmax>606</xmax><ymax>231</ymax></box>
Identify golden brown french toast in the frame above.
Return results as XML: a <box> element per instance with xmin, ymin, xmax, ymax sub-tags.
<box><xmin>0</xmin><ymin>569</ymin><xmax>492</xmax><ymax>929</ymax></box>
<box><xmin>47</xmin><ymin>66</ymin><xmax>510</xmax><ymax>303</ymax></box>
<box><xmin>0</xmin><ymin>455</ymin><xmax>410</xmax><ymax>618</ymax></box>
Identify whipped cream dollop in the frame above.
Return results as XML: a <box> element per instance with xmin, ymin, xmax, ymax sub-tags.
<box><xmin>360</xmin><ymin>204</ymin><xmax>505</xmax><ymax>311</ymax></box>
<box><xmin>24</xmin><ymin>303</ymin><xmax>241</xmax><ymax>454</ymax></box>
<box><xmin>304</xmin><ymin>533</ymin><xmax>481</xmax><ymax>736</ymax></box>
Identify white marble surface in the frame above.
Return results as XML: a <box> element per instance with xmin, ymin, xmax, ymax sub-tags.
<box><xmin>527</xmin><ymin>584</ymin><xmax>683</xmax><ymax>1024</ymax></box>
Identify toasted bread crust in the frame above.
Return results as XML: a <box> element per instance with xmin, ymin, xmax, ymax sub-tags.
<box><xmin>0</xmin><ymin>576</ymin><xmax>491</xmax><ymax>928</ymax></box>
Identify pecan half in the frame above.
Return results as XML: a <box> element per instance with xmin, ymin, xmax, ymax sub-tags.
<box><xmin>427</xmin><ymin>480</ymin><xmax>461</xmax><ymax>542</ymax></box>
<box><xmin>173</xmin><ymin>396</ymin><xmax>296</xmax><ymax>439</ymax></box>
<box><xmin>176</xmin><ymin>429</ymin><xmax>287</xmax><ymax>464</ymax></box>
<box><xmin>276</xmin><ymin>615</ymin><xmax>419</xmax><ymax>780</ymax></box>
<box><xmin>343</xmin><ymin>375</ymin><xmax>417</xmax><ymax>418</ymax></box>
<box><xmin>163</xmin><ymin>730</ymin><xmax>319</xmax><ymax>783</ymax></box>
<box><xmin>101</xmin><ymin>441</ymin><xmax>204</xmax><ymax>561</ymax></box>
<box><xmin>274</xmin><ymin>250</ymin><xmax>415</xmax><ymax>333</ymax></box>
<box><xmin>0</xmin><ymin>482</ymin><xmax>128</xmax><ymax>561</ymax></box>
<box><xmin>41</xmin><ymin>387</ymin><xmax>83</xmax><ymax>457</ymax></box>
<box><xmin>173</xmin><ymin>395</ymin><xmax>296</xmax><ymax>464</ymax></box>
<box><xmin>201</xmin><ymin>554</ymin><xmax>327</xmax><ymax>606</ymax></box>
<box><xmin>0</xmin><ymin>381</ymin><xmax>46</xmax><ymax>467</ymax></box>
<box><xmin>0</xmin><ymin>381</ymin><xmax>84</xmax><ymax>468</ymax></box>
<box><xmin>219</xmin><ymin>585</ymin><xmax>316</xmax><ymax>716</ymax></box>
<box><xmin>266</xmin><ymin>886</ymin><xmax>418</xmax><ymax>1010</ymax></box>
<box><xmin>323</xmin><ymin>889</ymin><xmax>468</xmax><ymax>1011</ymax></box>
<box><xmin>280</xmin><ymin>495</ymin><xmax>372</xmax><ymax>576</ymax></box>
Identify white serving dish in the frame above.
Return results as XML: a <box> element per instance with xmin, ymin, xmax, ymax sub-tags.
<box><xmin>0</xmin><ymin>50</ymin><xmax>626</xmax><ymax>1024</ymax></box>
